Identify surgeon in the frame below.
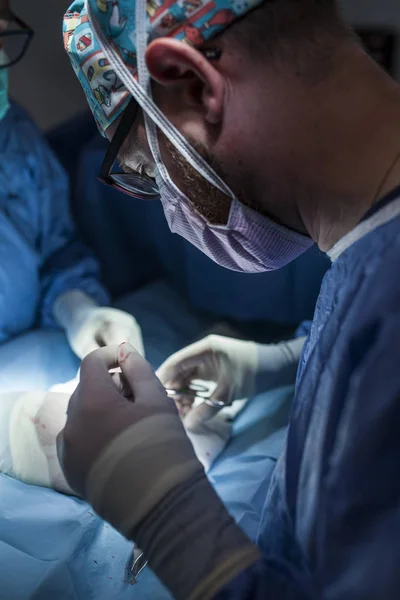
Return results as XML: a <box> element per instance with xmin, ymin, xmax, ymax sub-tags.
<box><xmin>58</xmin><ymin>1</ymin><xmax>400</xmax><ymax>599</ymax></box>
<box><xmin>0</xmin><ymin>0</ymin><xmax>143</xmax><ymax>363</ymax></box>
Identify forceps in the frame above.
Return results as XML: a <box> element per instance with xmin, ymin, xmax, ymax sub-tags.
<box><xmin>125</xmin><ymin>389</ymin><xmax>209</xmax><ymax>584</ymax></box>
<box><xmin>124</xmin><ymin>384</ymin><xmax>224</xmax><ymax>584</ymax></box>
<box><xmin>166</xmin><ymin>382</ymin><xmax>225</xmax><ymax>408</ymax></box>
<box><xmin>126</xmin><ymin>545</ymin><xmax>148</xmax><ymax>585</ymax></box>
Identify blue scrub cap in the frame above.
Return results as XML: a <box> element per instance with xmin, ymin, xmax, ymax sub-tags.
<box><xmin>63</xmin><ymin>0</ymin><xmax>264</xmax><ymax>135</ymax></box>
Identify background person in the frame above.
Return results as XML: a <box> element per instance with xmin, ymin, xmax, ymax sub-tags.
<box><xmin>0</xmin><ymin>0</ymin><xmax>143</xmax><ymax>392</ymax></box>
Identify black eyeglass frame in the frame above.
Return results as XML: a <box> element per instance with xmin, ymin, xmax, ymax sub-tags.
<box><xmin>98</xmin><ymin>46</ymin><xmax>222</xmax><ymax>200</ymax></box>
<box><xmin>0</xmin><ymin>10</ymin><xmax>34</xmax><ymax>69</ymax></box>
<box><xmin>98</xmin><ymin>96</ymin><xmax>160</xmax><ymax>200</ymax></box>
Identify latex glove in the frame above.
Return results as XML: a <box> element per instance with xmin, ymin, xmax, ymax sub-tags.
<box><xmin>157</xmin><ymin>334</ymin><xmax>305</xmax><ymax>417</ymax></box>
<box><xmin>57</xmin><ymin>343</ymin><xmax>259</xmax><ymax>600</ymax></box>
<box><xmin>183</xmin><ymin>400</ymin><xmax>246</xmax><ymax>471</ymax></box>
<box><xmin>0</xmin><ymin>391</ymin><xmax>73</xmax><ymax>495</ymax></box>
<box><xmin>53</xmin><ymin>290</ymin><xmax>144</xmax><ymax>359</ymax></box>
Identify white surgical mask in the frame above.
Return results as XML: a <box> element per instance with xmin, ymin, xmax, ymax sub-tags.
<box><xmin>87</xmin><ymin>0</ymin><xmax>314</xmax><ymax>273</ymax></box>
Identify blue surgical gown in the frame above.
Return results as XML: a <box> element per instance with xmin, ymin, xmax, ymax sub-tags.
<box><xmin>217</xmin><ymin>195</ymin><xmax>400</xmax><ymax>598</ymax></box>
<box><xmin>0</xmin><ymin>103</ymin><xmax>108</xmax><ymax>343</ymax></box>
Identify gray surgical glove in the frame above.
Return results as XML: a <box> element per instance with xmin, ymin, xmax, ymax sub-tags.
<box><xmin>57</xmin><ymin>344</ymin><xmax>260</xmax><ymax>600</ymax></box>
<box><xmin>157</xmin><ymin>334</ymin><xmax>305</xmax><ymax>416</ymax></box>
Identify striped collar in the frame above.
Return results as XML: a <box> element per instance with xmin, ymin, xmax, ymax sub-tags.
<box><xmin>327</xmin><ymin>185</ymin><xmax>400</xmax><ymax>262</ymax></box>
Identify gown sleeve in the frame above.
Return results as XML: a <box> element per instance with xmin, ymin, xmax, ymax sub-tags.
<box><xmin>0</xmin><ymin>103</ymin><xmax>109</xmax><ymax>329</ymax></box>
<box><xmin>215</xmin><ymin>305</ymin><xmax>400</xmax><ymax>600</ymax></box>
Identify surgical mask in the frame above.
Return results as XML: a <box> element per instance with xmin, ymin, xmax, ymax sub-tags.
<box><xmin>0</xmin><ymin>49</ymin><xmax>10</xmax><ymax>121</ymax></box>
<box><xmin>154</xmin><ymin>166</ymin><xmax>313</xmax><ymax>272</ymax></box>
<box><xmin>87</xmin><ymin>0</ymin><xmax>314</xmax><ymax>273</ymax></box>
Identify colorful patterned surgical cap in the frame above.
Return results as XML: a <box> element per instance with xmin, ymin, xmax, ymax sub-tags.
<box><xmin>64</xmin><ymin>0</ymin><xmax>264</xmax><ymax>135</ymax></box>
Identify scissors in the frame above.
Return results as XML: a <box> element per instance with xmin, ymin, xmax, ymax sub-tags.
<box><xmin>166</xmin><ymin>382</ymin><xmax>226</xmax><ymax>409</ymax></box>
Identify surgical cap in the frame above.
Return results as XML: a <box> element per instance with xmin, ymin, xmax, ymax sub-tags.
<box><xmin>64</xmin><ymin>0</ymin><xmax>264</xmax><ymax>135</ymax></box>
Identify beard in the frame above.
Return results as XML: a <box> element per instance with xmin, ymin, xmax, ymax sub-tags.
<box><xmin>162</xmin><ymin>134</ymin><xmax>281</xmax><ymax>229</ymax></box>
<box><xmin>162</xmin><ymin>135</ymin><xmax>236</xmax><ymax>226</ymax></box>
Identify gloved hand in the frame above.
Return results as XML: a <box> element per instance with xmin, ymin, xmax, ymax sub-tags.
<box><xmin>57</xmin><ymin>343</ymin><xmax>259</xmax><ymax>600</ymax></box>
<box><xmin>53</xmin><ymin>290</ymin><xmax>144</xmax><ymax>359</ymax></box>
<box><xmin>157</xmin><ymin>334</ymin><xmax>305</xmax><ymax>417</ymax></box>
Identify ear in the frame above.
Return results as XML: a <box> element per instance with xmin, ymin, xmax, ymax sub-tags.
<box><xmin>145</xmin><ymin>38</ymin><xmax>225</xmax><ymax>125</ymax></box>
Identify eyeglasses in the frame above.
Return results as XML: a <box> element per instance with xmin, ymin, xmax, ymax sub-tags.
<box><xmin>98</xmin><ymin>97</ymin><xmax>160</xmax><ymax>200</ymax></box>
<box><xmin>98</xmin><ymin>46</ymin><xmax>222</xmax><ymax>200</ymax></box>
<box><xmin>0</xmin><ymin>10</ymin><xmax>34</xmax><ymax>68</ymax></box>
